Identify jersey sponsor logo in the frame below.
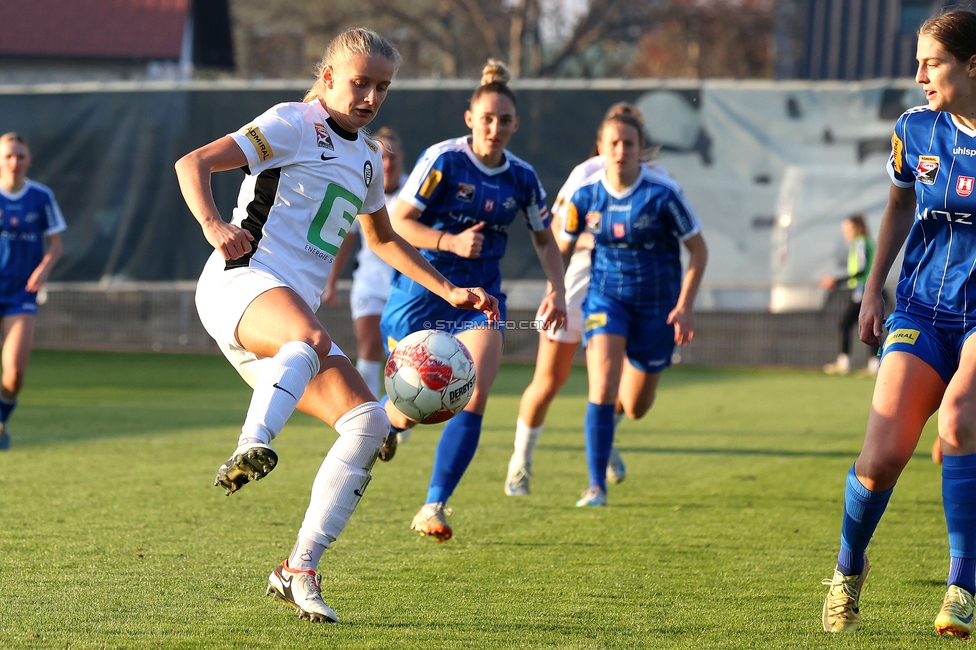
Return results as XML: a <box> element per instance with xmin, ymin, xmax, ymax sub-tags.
<box><xmin>916</xmin><ymin>155</ymin><xmax>940</xmax><ymax>185</ymax></box>
<box><xmin>584</xmin><ymin>313</ymin><xmax>607</xmax><ymax>332</ymax></box>
<box><xmin>24</xmin><ymin>211</ymin><xmax>37</xmax><ymax>223</ymax></box>
<box><xmin>502</xmin><ymin>196</ymin><xmax>518</xmax><ymax>211</ymax></box>
<box><xmin>885</xmin><ymin>328</ymin><xmax>919</xmax><ymax>347</ymax></box>
<box><xmin>313</xmin><ymin>122</ymin><xmax>334</xmax><ymax>150</ymax></box>
<box><xmin>308</xmin><ymin>183</ymin><xmax>363</xmax><ymax>255</ymax></box>
<box><xmin>612</xmin><ymin>222</ymin><xmax>626</xmax><ymax>238</ymax></box>
<box><xmin>919</xmin><ymin>208</ymin><xmax>973</xmax><ymax>224</ymax></box>
<box><xmin>954</xmin><ymin>146</ymin><xmax>976</xmax><ymax>157</ymax></box>
<box><xmin>891</xmin><ymin>133</ymin><xmax>904</xmax><ymax>173</ymax></box>
<box><xmin>585</xmin><ymin>211</ymin><xmax>602</xmax><ymax>231</ymax></box>
<box><xmin>387</xmin><ymin>335</ymin><xmax>399</xmax><ymax>351</ymax></box>
<box><xmin>364</xmin><ymin>161</ymin><xmax>373</xmax><ymax>187</ymax></box>
<box><xmin>456</xmin><ymin>183</ymin><xmax>476</xmax><ymax>202</ymax></box>
<box><xmin>242</xmin><ymin>124</ymin><xmax>274</xmax><ymax>161</ymax></box>
<box><xmin>364</xmin><ymin>138</ymin><xmax>378</xmax><ymax>153</ymax></box>
<box><xmin>419</xmin><ymin>169</ymin><xmax>443</xmax><ymax>199</ymax></box>
<box><xmin>958</xmin><ymin>176</ymin><xmax>974</xmax><ymax>197</ymax></box>
<box><xmin>484</xmin><ymin>198</ymin><xmax>495</xmax><ymax>212</ymax></box>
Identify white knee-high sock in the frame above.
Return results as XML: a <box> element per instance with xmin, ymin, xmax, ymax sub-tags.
<box><xmin>510</xmin><ymin>417</ymin><xmax>543</xmax><ymax>471</ymax></box>
<box><xmin>356</xmin><ymin>358</ymin><xmax>382</xmax><ymax>399</ymax></box>
<box><xmin>295</xmin><ymin>401</ymin><xmax>389</xmax><ymax>560</ymax></box>
<box><xmin>238</xmin><ymin>341</ymin><xmax>320</xmax><ymax>447</ymax></box>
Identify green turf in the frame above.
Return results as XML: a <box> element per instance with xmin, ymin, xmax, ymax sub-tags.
<box><xmin>0</xmin><ymin>350</ymin><xmax>953</xmax><ymax>648</ymax></box>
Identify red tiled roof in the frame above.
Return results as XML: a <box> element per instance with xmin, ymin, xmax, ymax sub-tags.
<box><xmin>0</xmin><ymin>0</ymin><xmax>188</xmax><ymax>60</ymax></box>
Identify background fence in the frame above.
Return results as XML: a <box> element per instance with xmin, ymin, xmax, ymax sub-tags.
<box><xmin>34</xmin><ymin>282</ymin><xmax>878</xmax><ymax>369</ymax></box>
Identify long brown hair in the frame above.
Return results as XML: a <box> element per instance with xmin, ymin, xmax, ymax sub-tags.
<box><xmin>919</xmin><ymin>9</ymin><xmax>976</xmax><ymax>63</ymax></box>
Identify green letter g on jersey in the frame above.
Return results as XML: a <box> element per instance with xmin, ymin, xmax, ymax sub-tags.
<box><xmin>307</xmin><ymin>184</ymin><xmax>363</xmax><ymax>255</ymax></box>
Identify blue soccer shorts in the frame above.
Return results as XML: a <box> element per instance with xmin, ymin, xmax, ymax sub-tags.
<box><xmin>0</xmin><ymin>288</ymin><xmax>38</xmax><ymax>317</ymax></box>
<box><xmin>582</xmin><ymin>292</ymin><xmax>674</xmax><ymax>374</ymax></box>
<box><xmin>882</xmin><ymin>311</ymin><xmax>976</xmax><ymax>385</ymax></box>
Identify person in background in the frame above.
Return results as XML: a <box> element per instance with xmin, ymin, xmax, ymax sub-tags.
<box><xmin>0</xmin><ymin>132</ymin><xmax>66</xmax><ymax>450</ymax></box>
<box><xmin>820</xmin><ymin>213</ymin><xmax>881</xmax><ymax>376</ymax></box>
<box><xmin>380</xmin><ymin>60</ymin><xmax>567</xmax><ymax>541</ymax></box>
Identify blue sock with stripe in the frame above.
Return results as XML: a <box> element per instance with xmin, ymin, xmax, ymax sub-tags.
<box><xmin>584</xmin><ymin>402</ymin><xmax>615</xmax><ymax>492</ymax></box>
<box><xmin>837</xmin><ymin>465</ymin><xmax>892</xmax><ymax>576</ymax></box>
<box><xmin>944</xmin><ymin>454</ymin><xmax>976</xmax><ymax>595</ymax></box>
<box><xmin>426</xmin><ymin>410</ymin><xmax>482</xmax><ymax>505</ymax></box>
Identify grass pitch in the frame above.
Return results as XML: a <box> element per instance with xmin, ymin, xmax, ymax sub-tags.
<box><xmin>0</xmin><ymin>351</ymin><xmax>951</xmax><ymax>648</ymax></box>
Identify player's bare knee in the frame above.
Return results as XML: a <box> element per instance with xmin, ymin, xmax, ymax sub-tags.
<box><xmin>2</xmin><ymin>371</ymin><xmax>25</xmax><ymax>396</ymax></box>
<box><xmin>302</xmin><ymin>331</ymin><xmax>334</xmax><ymax>365</ymax></box>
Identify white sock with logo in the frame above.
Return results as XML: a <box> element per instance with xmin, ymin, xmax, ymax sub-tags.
<box><xmin>237</xmin><ymin>341</ymin><xmax>320</xmax><ymax>448</ymax></box>
<box><xmin>510</xmin><ymin>418</ymin><xmax>543</xmax><ymax>472</ymax></box>
<box><xmin>295</xmin><ymin>401</ymin><xmax>389</xmax><ymax>566</ymax></box>
<box><xmin>356</xmin><ymin>358</ymin><xmax>382</xmax><ymax>399</ymax></box>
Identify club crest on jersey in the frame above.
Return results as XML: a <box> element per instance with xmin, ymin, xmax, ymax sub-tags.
<box><xmin>484</xmin><ymin>198</ymin><xmax>495</xmax><ymax>212</ymax></box>
<box><xmin>916</xmin><ymin>156</ymin><xmax>940</xmax><ymax>185</ymax></box>
<box><xmin>456</xmin><ymin>183</ymin><xmax>475</xmax><ymax>202</ymax></box>
<box><xmin>958</xmin><ymin>176</ymin><xmax>974</xmax><ymax>198</ymax></box>
<box><xmin>502</xmin><ymin>196</ymin><xmax>518</xmax><ymax>211</ymax></box>
<box><xmin>363</xmin><ymin>161</ymin><xmax>373</xmax><ymax>187</ymax></box>
<box><xmin>585</xmin><ymin>211</ymin><xmax>602</xmax><ymax>231</ymax></box>
<box><xmin>612</xmin><ymin>222</ymin><xmax>626</xmax><ymax>238</ymax></box>
<box><xmin>313</xmin><ymin>123</ymin><xmax>334</xmax><ymax>151</ymax></box>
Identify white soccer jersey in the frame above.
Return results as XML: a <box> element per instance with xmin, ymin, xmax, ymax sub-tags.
<box><xmin>350</xmin><ymin>174</ymin><xmax>408</xmax><ymax>300</ymax></box>
<box><xmin>223</xmin><ymin>101</ymin><xmax>386</xmax><ymax>311</ymax></box>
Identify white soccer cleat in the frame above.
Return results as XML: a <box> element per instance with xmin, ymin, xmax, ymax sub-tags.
<box><xmin>575</xmin><ymin>486</ymin><xmax>607</xmax><ymax>507</ymax></box>
<box><xmin>411</xmin><ymin>502</ymin><xmax>453</xmax><ymax>541</ymax></box>
<box><xmin>213</xmin><ymin>442</ymin><xmax>278</xmax><ymax>496</ymax></box>
<box><xmin>267</xmin><ymin>561</ymin><xmax>338</xmax><ymax>623</ymax></box>
<box><xmin>504</xmin><ymin>463</ymin><xmax>532</xmax><ymax>496</ymax></box>
<box><xmin>606</xmin><ymin>447</ymin><xmax>626</xmax><ymax>484</ymax></box>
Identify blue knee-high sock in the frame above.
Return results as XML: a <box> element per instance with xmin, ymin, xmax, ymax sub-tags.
<box><xmin>837</xmin><ymin>465</ymin><xmax>892</xmax><ymax>576</ymax></box>
<box><xmin>0</xmin><ymin>395</ymin><xmax>16</xmax><ymax>423</ymax></box>
<box><xmin>944</xmin><ymin>454</ymin><xmax>976</xmax><ymax>595</ymax></box>
<box><xmin>426</xmin><ymin>411</ymin><xmax>483</xmax><ymax>505</ymax></box>
<box><xmin>584</xmin><ymin>402</ymin><xmax>615</xmax><ymax>492</ymax></box>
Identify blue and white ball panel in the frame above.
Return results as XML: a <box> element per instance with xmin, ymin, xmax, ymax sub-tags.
<box><xmin>582</xmin><ymin>292</ymin><xmax>675</xmax><ymax>374</ymax></box>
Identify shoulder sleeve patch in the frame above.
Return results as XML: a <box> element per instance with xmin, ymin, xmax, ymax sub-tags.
<box><xmin>891</xmin><ymin>132</ymin><xmax>903</xmax><ymax>174</ymax></box>
<box><xmin>419</xmin><ymin>169</ymin><xmax>443</xmax><ymax>199</ymax></box>
<box><xmin>242</xmin><ymin>124</ymin><xmax>274</xmax><ymax>162</ymax></box>
<box><xmin>365</xmin><ymin>138</ymin><xmax>378</xmax><ymax>153</ymax></box>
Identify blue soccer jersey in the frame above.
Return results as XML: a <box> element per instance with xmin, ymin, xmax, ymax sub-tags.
<box><xmin>0</xmin><ymin>180</ymin><xmax>66</xmax><ymax>297</ymax></box>
<box><xmin>395</xmin><ymin>136</ymin><xmax>549</xmax><ymax>289</ymax></box>
<box><xmin>888</xmin><ymin>107</ymin><xmax>976</xmax><ymax>326</ymax></box>
<box><xmin>559</xmin><ymin>166</ymin><xmax>701</xmax><ymax>314</ymax></box>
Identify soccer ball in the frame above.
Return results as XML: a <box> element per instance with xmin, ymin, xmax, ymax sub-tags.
<box><xmin>384</xmin><ymin>330</ymin><xmax>476</xmax><ymax>424</ymax></box>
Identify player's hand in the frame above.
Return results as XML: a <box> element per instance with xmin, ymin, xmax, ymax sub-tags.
<box><xmin>858</xmin><ymin>291</ymin><xmax>885</xmax><ymax>347</ymax></box>
<box><xmin>321</xmin><ymin>282</ymin><xmax>338</xmax><ymax>307</ymax></box>
<box><xmin>537</xmin><ymin>290</ymin><xmax>567</xmax><ymax>332</ymax></box>
<box><xmin>443</xmin><ymin>222</ymin><xmax>485</xmax><ymax>259</ymax></box>
<box><xmin>203</xmin><ymin>219</ymin><xmax>254</xmax><ymax>260</ymax></box>
<box><xmin>667</xmin><ymin>306</ymin><xmax>696</xmax><ymax>346</ymax></box>
<box><xmin>449</xmin><ymin>287</ymin><xmax>500</xmax><ymax>322</ymax></box>
<box><xmin>25</xmin><ymin>267</ymin><xmax>50</xmax><ymax>293</ymax></box>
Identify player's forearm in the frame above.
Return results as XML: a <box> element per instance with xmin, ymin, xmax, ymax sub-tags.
<box><xmin>372</xmin><ymin>237</ymin><xmax>454</xmax><ymax>300</ymax></box>
<box><xmin>675</xmin><ymin>236</ymin><xmax>708</xmax><ymax>312</ymax></box>
<box><xmin>389</xmin><ymin>210</ymin><xmax>444</xmax><ymax>251</ymax></box>
<box><xmin>865</xmin><ymin>186</ymin><xmax>915</xmax><ymax>295</ymax></box>
<box><xmin>531</xmin><ymin>231</ymin><xmax>566</xmax><ymax>298</ymax></box>
<box><xmin>329</xmin><ymin>231</ymin><xmax>357</xmax><ymax>285</ymax></box>
<box><xmin>175</xmin><ymin>156</ymin><xmax>224</xmax><ymax>229</ymax></box>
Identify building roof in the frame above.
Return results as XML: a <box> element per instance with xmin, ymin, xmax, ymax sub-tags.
<box><xmin>0</xmin><ymin>0</ymin><xmax>188</xmax><ymax>61</ymax></box>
